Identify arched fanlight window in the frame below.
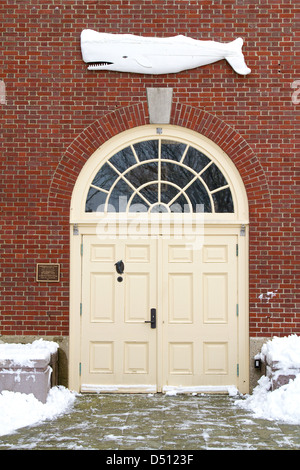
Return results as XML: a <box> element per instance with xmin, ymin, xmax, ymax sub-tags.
<box><xmin>85</xmin><ymin>138</ymin><xmax>234</xmax><ymax>214</ymax></box>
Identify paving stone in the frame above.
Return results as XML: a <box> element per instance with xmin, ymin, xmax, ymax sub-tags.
<box><xmin>0</xmin><ymin>394</ymin><xmax>300</xmax><ymax>450</ymax></box>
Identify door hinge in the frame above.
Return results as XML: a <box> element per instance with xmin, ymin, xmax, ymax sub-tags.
<box><xmin>237</xmin><ymin>364</ymin><xmax>239</xmax><ymax>377</ymax></box>
<box><xmin>79</xmin><ymin>362</ymin><xmax>82</xmax><ymax>376</ymax></box>
<box><xmin>73</xmin><ymin>223</ymin><xmax>79</xmax><ymax>235</ymax></box>
<box><xmin>81</xmin><ymin>243</ymin><xmax>83</xmax><ymax>256</ymax></box>
<box><xmin>236</xmin><ymin>304</ymin><xmax>239</xmax><ymax>316</ymax></box>
<box><xmin>80</xmin><ymin>303</ymin><xmax>82</xmax><ymax>316</ymax></box>
<box><xmin>236</xmin><ymin>244</ymin><xmax>239</xmax><ymax>256</ymax></box>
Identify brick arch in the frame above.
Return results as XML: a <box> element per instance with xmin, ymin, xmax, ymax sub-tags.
<box><xmin>48</xmin><ymin>102</ymin><xmax>271</xmax><ymax>216</ymax></box>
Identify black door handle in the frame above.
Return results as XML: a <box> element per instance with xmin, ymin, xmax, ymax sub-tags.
<box><xmin>145</xmin><ymin>308</ymin><xmax>156</xmax><ymax>329</ymax></box>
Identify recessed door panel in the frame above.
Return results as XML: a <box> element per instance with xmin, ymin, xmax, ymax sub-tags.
<box><xmin>89</xmin><ymin>341</ymin><xmax>114</xmax><ymax>374</ymax></box>
<box><xmin>125</xmin><ymin>273</ymin><xmax>150</xmax><ymax>322</ymax></box>
<box><xmin>169</xmin><ymin>342</ymin><xmax>194</xmax><ymax>375</ymax></box>
<box><xmin>203</xmin><ymin>273</ymin><xmax>228</xmax><ymax>323</ymax></box>
<box><xmin>91</xmin><ymin>244</ymin><xmax>115</xmax><ymax>262</ymax></box>
<box><xmin>124</xmin><ymin>342</ymin><xmax>149</xmax><ymax>374</ymax></box>
<box><xmin>203</xmin><ymin>342</ymin><xmax>228</xmax><ymax>375</ymax></box>
<box><xmin>90</xmin><ymin>273</ymin><xmax>115</xmax><ymax>322</ymax></box>
<box><xmin>125</xmin><ymin>244</ymin><xmax>150</xmax><ymax>262</ymax></box>
<box><xmin>168</xmin><ymin>273</ymin><xmax>193</xmax><ymax>323</ymax></box>
<box><xmin>203</xmin><ymin>245</ymin><xmax>228</xmax><ymax>263</ymax></box>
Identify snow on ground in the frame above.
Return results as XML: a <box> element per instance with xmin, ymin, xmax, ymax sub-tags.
<box><xmin>235</xmin><ymin>374</ymin><xmax>300</xmax><ymax>424</ymax></box>
<box><xmin>0</xmin><ymin>336</ymin><xmax>300</xmax><ymax>437</ymax></box>
<box><xmin>0</xmin><ymin>339</ymin><xmax>77</xmax><ymax>436</ymax></box>
<box><xmin>235</xmin><ymin>335</ymin><xmax>300</xmax><ymax>424</ymax></box>
<box><xmin>0</xmin><ymin>386</ymin><xmax>77</xmax><ymax>437</ymax></box>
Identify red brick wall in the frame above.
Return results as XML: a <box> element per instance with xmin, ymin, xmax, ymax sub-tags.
<box><xmin>1</xmin><ymin>0</ymin><xmax>299</xmax><ymax>337</ymax></box>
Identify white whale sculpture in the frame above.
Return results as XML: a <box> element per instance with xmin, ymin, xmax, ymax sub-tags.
<box><xmin>80</xmin><ymin>29</ymin><xmax>251</xmax><ymax>75</ymax></box>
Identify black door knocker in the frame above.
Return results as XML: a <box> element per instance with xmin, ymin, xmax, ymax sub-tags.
<box><xmin>115</xmin><ymin>260</ymin><xmax>124</xmax><ymax>282</ymax></box>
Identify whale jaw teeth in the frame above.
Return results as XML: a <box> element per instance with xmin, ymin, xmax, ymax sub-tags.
<box><xmin>87</xmin><ymin>61</ymin><xmax>113</xmax><ymax>70</ymax></box>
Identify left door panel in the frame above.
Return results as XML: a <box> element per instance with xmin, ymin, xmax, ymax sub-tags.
<box><xmin>81</xmin><ymin>236</ymin><xmax>157</xmax><ymax>392</ymax></box>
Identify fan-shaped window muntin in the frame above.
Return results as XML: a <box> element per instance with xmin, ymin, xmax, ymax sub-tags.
<box><xmin>85</xmin><ymin>139</ymin><xmax>234</xmax><ymax>214</ymax></box>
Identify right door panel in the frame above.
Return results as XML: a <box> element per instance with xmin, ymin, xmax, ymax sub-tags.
<box><xmin>162</xmin><ymin>234</ymin><xmax>238</xmax><ymax>391</ymax></box>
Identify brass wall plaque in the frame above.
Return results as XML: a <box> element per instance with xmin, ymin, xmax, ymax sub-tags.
<box><xmin>36</xmin><ymin>263</ymin><xmax>60</xmax><ymax>282</ymax></box>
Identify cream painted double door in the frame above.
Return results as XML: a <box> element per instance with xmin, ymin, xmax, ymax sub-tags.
<box><xmin>81</xmin><ymin>233</ymin><xmax>238</xmax><ymax>393</ymax></box>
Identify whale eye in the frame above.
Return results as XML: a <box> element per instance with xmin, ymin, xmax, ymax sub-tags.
<box><xmin>123</xmin><ymin>56</ymin><xmax>128</xmax><ymax>59</ymax></box>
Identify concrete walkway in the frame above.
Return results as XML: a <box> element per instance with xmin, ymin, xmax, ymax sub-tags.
<box><xmin>1</xmin><ymin>393</ymin><xmax>300</xmax><ymax>450</ymax></box>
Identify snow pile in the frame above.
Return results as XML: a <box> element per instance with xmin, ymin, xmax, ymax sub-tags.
<box><xmin>237</xmin><ymin>375</ymin><xmax>300</xmax><ymax>424</ymax></box>
<box><xmin>256</xmin><ymin>334</ymin><xmax>300</xmax><ymax>370</ymax></box>
<box><xmin>0</xmin><ymin>338</ymin><xmax>58</xmax><ymax>367</ymax></box>
<box><xmin>236</xmin><ymin>335</ymin><xmax>300</xmax><ymax>424</ymax></box>
<box><xmin>0</xmin><ymin>339</ymin><xmax>77</xmax><ymax>436</ymax></box>
<box><xmin>0</xmin><ymin>386</ymin><xmax>77</xmax><ymax>437</ymax></box>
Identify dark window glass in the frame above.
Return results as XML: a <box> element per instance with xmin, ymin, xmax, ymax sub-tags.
<box><xmin>182</xmin><ymin>147</ymin><xmax>211</xmax><ymax>173</ymax></box>
<box><xmin>185</xmin><ymin>179</ymin><xmax>212</xmax><ymax>212</ymax></box>
<box><xmin>125</xmin><ymin>161</ymin><xmax>158</xmax><ymax>187</ymax></box>
<box><xmin>129</xmin><ymin>194</ymin><xmax>150</xmax><ymax>212</ymax></box>
<box><xmin>212</xmin><ymin>188</ymin><xmax>234</xmax><ymax>213</ymax></box>
<box><xmin>133</xmin><ymin>140</ymin><xmax>158</xmax><ymax>162</ymax></box>
<box><xmin>160</xmin><ymin>183</ymin><xmax>180</xmax><ymax>204</ymax></box>
<box><xmin>169</xmin><ymin>193</ymin><xmax>192</xmax><ymax>213</ymax></box>
<box><xmin>161</xmin><ymin>140</ymin><xmax>186</xmax><ymax>162</ymax></box>
<box><xmin>91</xmin><ymin>163</ymin><xmax>118</xmax><ymax>191</ymax></box>
<box><xmin>139</xmin><ymin>183</ymin><xmax>159</xmax><ymax>206</ymax></box>
<box><xmin>85</xmin><ymin>188</ymin><xmax>107</xmax><ymax>212</ymax></box>
<box><xmin>201</xmin><ymin>163</ymin><xmax>228</xmax><ymax>191</ymax></box>
<box><xmin>109</xmin><ymin>146</ymin><xmax>136</xmax><ymax>173</ymax></box>
<box><xmin>160</xmin><ymin>162</ymin><xmax>193</xmax><ymax>188</ymax></box>
<box><xmin>107</xmin><ymin>179</ymin><xmax>133</xmax><ymax>212</ymax></box>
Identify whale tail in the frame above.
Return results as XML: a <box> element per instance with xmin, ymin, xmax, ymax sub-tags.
<box><xmin>225</xmin><ymin>38</ymin><xmax>251</xmax><ymax>75</ymax></box>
